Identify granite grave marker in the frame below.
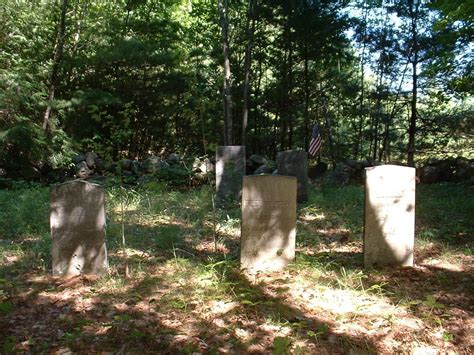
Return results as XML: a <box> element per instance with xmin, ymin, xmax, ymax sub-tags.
<box><xmin>364</xmin><ymin>165</ymin><xmax>416</xmax><ymax>268</ymax></box>
<box><xmin>216</xmin><ymin>146</ymin><xmax>246</xmax><ymax>205</ymax></box>
<box><xmin>241</xmin><ymin>175</ymin><xmax>297</xmax><ymax>272</ymax></box>
<box><xmin>51</xmin><ymin>180</ymin><xmax>108</xmax><ymax>276</ymax></box>
<box><xmin>276</xmin><ymin>150</ymin><xmax>309</xmax><ymax>203</ymax></box>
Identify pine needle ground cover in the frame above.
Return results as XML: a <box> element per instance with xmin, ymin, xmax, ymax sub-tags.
<box><xmin>0</xmin><ymin>182</ymin><xmax>472</xmax><ymax>353</ymax></box>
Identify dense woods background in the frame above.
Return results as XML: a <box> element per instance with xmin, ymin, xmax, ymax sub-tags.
<box><xmin>1</xmin><ymin>2</ymin><xmax>473</xmax><ymax>352</ymax></box>
<box><xmin>1</xmin><ymin>0</ymin><xmax>472</xmax><ymax>180</ymax></box>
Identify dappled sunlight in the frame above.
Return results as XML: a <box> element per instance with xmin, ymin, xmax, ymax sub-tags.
<box><xmin>194</xmin><ymin>240</ymin><xmax>231</xmax><ymax>254</ymax></box>
<box><xmin>215</xmin><ymin>220</ymin><xmax>240</xmax><ymax>239</ymax></box>
<box><xmin>300</xmin><ymin>211</ymin><xmax>326</xmax><ymax>222</ymax></box>
<box><xmin>110</xmin><ymin>204</ymin><xmax>141</xmax><ymax>213</ymax></box>
<box><xmin>203</xmin><ymin>300</ymin><xmax>239</xmax><ymax>316</ymax></box>
<box><xmin>421</xmin><ymin>258</ymin><xmax>466</xmax><ymax>272</ymax></box>
<box><xmin>241</xmin><ymin>175</ymin><xmax>297</xmax><ymax>272</ymax></box>
<box><xmin>1</xmin><ymin>183</ymin><xmax>472</xmax><ymax>353</ymax></box>
<box><xmin>112</xmin><ymin>248</ymin><xmax>153</xmax><ymax>259</ymax></box>
<box><xmin>364</xmin><ymin>165</ymin><xmax>416</xmax><ymax>268</ymax></box>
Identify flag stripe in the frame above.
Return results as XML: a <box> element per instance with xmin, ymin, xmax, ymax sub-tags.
<box><xmin>308</xmin><ymin>138</ymin><xmax>321</xmax><ymax>155</ymax></box>
<box><xmin>309</xmin><ymin>138</ymin><xmax>321</xmax><ymax>155</ymax></box>
<box><xmin>308</xmin><ymin>123</ymin><xmax>322</xmax><ymax>156</ymax></box>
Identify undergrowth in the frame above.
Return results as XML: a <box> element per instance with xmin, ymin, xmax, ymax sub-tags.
<box><xmin>0</xmin><ymin>180</ymin><xmax>472</xmax><ymax>353</ymax></box>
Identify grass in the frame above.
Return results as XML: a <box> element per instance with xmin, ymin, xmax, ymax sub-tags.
<box><xmin>0</xmin><ymin>180</ymin><xmax>472</xmax><ymax>353</ymax></box>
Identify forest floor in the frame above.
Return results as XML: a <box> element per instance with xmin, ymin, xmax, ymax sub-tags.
<box><xmin>0</xmin><ymin>180</ymin><xmax>473</xmax><ymax>354</ymax></box>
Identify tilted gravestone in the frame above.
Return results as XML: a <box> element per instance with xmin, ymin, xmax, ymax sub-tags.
<box><xmin>364</xmin><ymin>165</ymin><xmax>416</xmax><ymax>268</ymax></box>
<box><xmin>241</xmin><ymin>175</ymin><xmax>297</xmax><ymax>272</ymax></box>
<box><xmin>216</xmin><ymin>146</ymin><xmax>246</xmax><ymax>205</ymax></box>
<box><xmin>50</xmin><ymin>180</ymin><xmax>108</xmax><ymax>276</ymax></box>
<box><xmin>276</xmin><ymin>150</ymin><xmax>309</xmax><ymax>203</ymax></box>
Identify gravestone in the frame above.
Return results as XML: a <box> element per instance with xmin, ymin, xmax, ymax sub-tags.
<box><xmin>50</xmin><ymin>180</ymin><xmax>108</xmax><ymax>276</ymax></box>
<box><xmin>241</xmin><ymin>175</ymin><xmax>297</xmax><ymax>272</ymax></box>
<box><xmin>364</xmin><ymin>165</ymin><xmax>416</xmax><ymax>268</ymax></box>
<box><xmin>276</xmin><ymin>150</ymin><xmax>308</xmax><ymax>203</ymax></box>
<box><xmin>216</xmin><ymin>146</ymin><xmax>246</xmax><ymax>205</ymax></box>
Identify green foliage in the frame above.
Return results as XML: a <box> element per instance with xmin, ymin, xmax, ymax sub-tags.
<box><xmin>47</xmin><ymin>129</ymin><xmax>77</xmax><ymax>169</ymax></box>
<box><xmin>417</xmin><ymin>183</ymin><xmax>474</xmax><ymax>245</ymax></box>
<box><xmin>0</xmin><ymin>181</ymin><xmax>472</xmax><ymax>352</ymax></box>
<box><xmin>0</xmin><ymin>300</ymin><xmax>13</xmax><ymax>315</ymax></box>
<box><xmin>1</xmin><ymin>336</ymin><xmax>16</xmax><ymax>354</ymax></box>
<box><xmin>273</xmin><ymin>336</ymin><xmax>292</xmax><ymax>355</ymax></box>
<box><xmin>157</xmin><ymin>163</ymin><xmax>192</xmax><ymax>186</ymax></box>
<box><xmin>307</xmin><ymin>324</ymin><xmax>330</xmax><ymax>343</ymax></box>
<box><xmin>303</xmin><ymin>185</ymin><xmax>364</xmax><ymax>235</ymax></box>
<box><xmin>1</xmin><ymin>0</ymin><xmax>471</xmax><ymax>180</ymax></box>
<box><xmin>0</xmin><ymin>186</ymin><xmax>49</xmax><ymax>239</ymax></box>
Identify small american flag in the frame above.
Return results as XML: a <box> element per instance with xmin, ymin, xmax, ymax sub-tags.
<box><xmin>308</xmin><ymin>123</ymin><xmax>322</xmax><ymax>156</ymax></box>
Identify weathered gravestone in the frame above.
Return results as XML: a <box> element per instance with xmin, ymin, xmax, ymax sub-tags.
<box><xmin>241</xmin><ymin>175</ymin><xmax>297</xmax><ymax>272</ymax></box>
<box><xmin>216</xmin><ymin>146</ymin><xmax>246</xmax><ymax>205</ymax></box>
<box><xmin>50</xmin><ymin>180</ymin><xmax>108</xmax><ymax>276</ymax></box>
<box><xmin>276</xmin><ymin>150</ymin><xmax>308</xmax><ymax>203</ymax></box>
<box><xmin>364</xmin><ymin>165</ymin><xmax>416</xmax><ymax>268</ymax></box>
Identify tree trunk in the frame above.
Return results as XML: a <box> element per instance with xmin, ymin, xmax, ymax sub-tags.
<box><xmin>354</xmin><ymin>3</ymin><xmax>369</xmax><ymax>160</ymax></box>
<box><xmin>373</xmin><ymin>57</ymin><xmax>386</xmax><ymax>161</ymax></box>
<box><xmin>280</xmin><ymin>16</ymin><xmax>293</xmax><ymax>151</ymax></box>
<box><xmin>325</xmin><ymin>110</ymin><xmax>336</xmax><ymax>169</ymax></box>
<box><xmin>218</xmin><ymin>0</ymin><xmax>233</xmax><ymax>145</ymax></box>
<box><xmin>43</xmin><ymin>0</ymin><xmax>68</xmax><ymax>132</ymax></box>
<box><xmin>303</xmin><ymin>0</ymin><xmax>310</xmax><ymax>152</ymax></box>
<box><xmin>65</xmin><ymin>0</ymin><xmax>89</xmax><ymax>89</ymax></box>
<box><xmin>303</xmin><ymin>43</ymin><xmax>310</xmax><ymax>151</ymax></box>
<box><xmin>379</xmin><ymin>59</ymin><xmax>410</xmax><ymax>162</ymax></box>
<box><xmin>287</xmin><ymin>34</ymin><xmax>294</xmax><ymax>149</ymax></box>
<box><xmin>407</xmin><ymin>0</ymin><xmax>418</xmax><ymax>167</ymax></box>
<box><xmin>241</xmin><ymin>0</ymin><xmax>256</xmax><ymax>146</ymax></box>
<box><xmin>253</xmin><ymin>59</ymin><xmax>263</xmax><ymax>153</ymax></box>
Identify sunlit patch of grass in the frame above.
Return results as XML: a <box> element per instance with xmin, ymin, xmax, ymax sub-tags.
<box><xmin>1</xmin><ymin>181</ymin><xmax>473</xmax><ymax>353</ymax></box>
<box><xmin>415</xmin><ymin>236</ymin><xmax>471</xmax><ymax>269</ymax></box>
<box><xmin>0</xmin><ymin>186</ymin><xmax>50</xmax><ymax>239</ymax></box>
<box><xmin>416</xmin><ymin>183</ymin><xmax>474</xmax><ymax>247</ymax></box>
<box><xmin>0</xmin><ymin>242</ymin><xmax>26</xmax><ymax>264</ymax></box>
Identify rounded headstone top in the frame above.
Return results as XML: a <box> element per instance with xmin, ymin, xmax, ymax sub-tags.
<box><xmin>52</xmin><ymin>179</ymin><xmax>103</xmax><ymax>189</ymax></box>
<box><xmin>244</xmin><ymin>174</ymin><xmax>297</xmax><ymax>181</ymax></box>
<box><xmin>365</xmin><ymin>164</ymin><xmax>415</xmax><ymax>172</ymax></box>
<box><xmin>277</xmin><ymin>149</ymin><xmax>307</xmax><ymax>155</ymax></box>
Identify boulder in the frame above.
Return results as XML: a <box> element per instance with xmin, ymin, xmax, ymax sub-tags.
<box><xmin>246</xmin><ymin>154</ymin><xmax>267</xmax><ymax>174</ymax></box>
<box><xmin>344</xmin><ymin>159</ymin><xmax>364</xmax><ymax>171</ymax></box>
<box><xmin>419</xmin><ymin>165</ymin><xmax>441</xmax><ymax>184</ymax></box>
<box><xmin>454</xmin><ymin>159</ymin><xmax>474</xmax><ymax>181</ymax></box>
<box><xmin>103</xmin><ymin>161</ymin><xmax>117</xmax><ymax>173</ymax></box>
<box><xmin>419</xmin><ymin>157</ymin><xmax>457</xmax><ymax>183</ymax></box>
<box><xmin>85</xmin><ymin>152</ymin><xmax>98</xmax><ymax>169</ymax></box>
<box><xmin>137</xmin><ymin>174</ymin><xmax>155</xmax><ymax>185</ymax></box>
<box><xmin>249</xmin><ymin>154</ymin><xmax>267</xmax><ymax>166</ymax></box>
<box><xmin>94</xmin><ymin>157</ymin><xmax>105</xmax><ymax>173</ymax></box>
<box><xmin>157</xmin><ymin>161</ymin><xmax>170</xmax><ymax>171</ymax></box>
<box><xmin>193</xmin><ymin>157</ymin><xmax>214</xmax><ymax>174</ymax></box>
<box><xmin>131</xmin><ymin>160</ymin><xmax>144</xmax><ymax>175</ymax></box>
<box><xmin>436</xmin><ymin>159</ymin><xmax>455</xmax><ymax>181</ymax></box>
<box><xmin>75</xmin><ymin>161</ymin><xmax>93</xmax><ymax>179</ymax></box>
<box><xmin>308</xmin><ymin>162</ymin><xmax>328</xmax><ymax>179</ymax></box>
<box><xmin>326</xmin><ymin>162</ymin><xmax>351</xmax><ymax>186</ymax></box>
<box><xmin>167</xmin><ymin>153</ymin><xmax>181</xmax><ymax>164</ymax></box>
<box><xmin>121</xmin><ymin>159</ymin><xmax>133</xmax><ymax>171</ymax></box>
<box><xmin>253</xmin><ymin>165</ymin><xmax>273</xmax><ymax>175</ymax></box>
<box><xmin>72</xmin><ymin>154</ymin><xmax>86</xmax><ymax>165</ymax></box>
<box><xmin>144</xmin><ymin>155</ymin><xmax>161</xmax><ymax>174</ymax></box>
